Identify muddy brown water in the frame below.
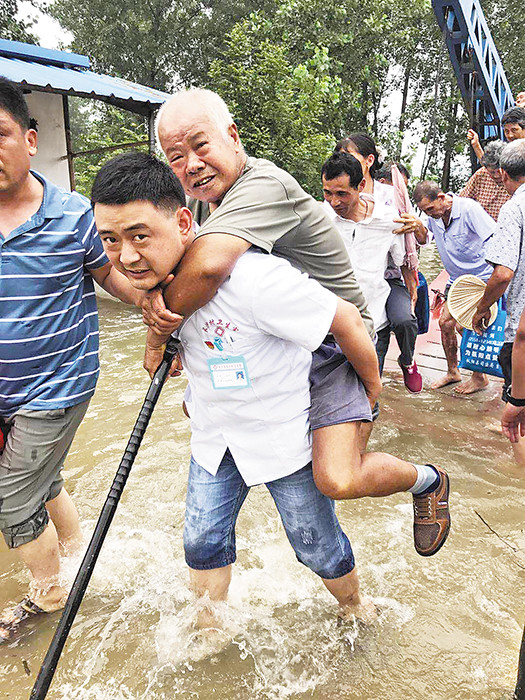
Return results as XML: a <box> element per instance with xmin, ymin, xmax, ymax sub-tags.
<box><xmin>1</xmin><ymin>246</ymin><xmax>524</xmax><ymax>699</ymax></box>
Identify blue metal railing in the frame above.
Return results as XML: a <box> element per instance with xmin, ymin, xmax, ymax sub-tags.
<box><xmin>432</xmin><ymin>0</ymin><xmax>514</xmax><ymax>140</ymax></box>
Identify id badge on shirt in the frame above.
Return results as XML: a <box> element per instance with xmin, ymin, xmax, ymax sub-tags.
<box><xmin>207</xmin><ymin>356</ymin><xmax>250</xmax><ymax>390</ymax></box>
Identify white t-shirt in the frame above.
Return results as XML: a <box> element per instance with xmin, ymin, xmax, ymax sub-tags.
<box><xmin>362</xmin><ymin>179</ymin><xmax>395</xmax><ymax>208</ymax></box>
<box><xmin>179</xmin><ymin>250</ymin><xmax>338</xmax><ymax>486</ymax></box>
<box><xmin>331</xmin><ymin>200</ymin><xmax>405</xmax><ymax>331</ymax></box>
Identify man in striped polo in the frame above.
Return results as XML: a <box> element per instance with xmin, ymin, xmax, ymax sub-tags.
<box><xmin>0</xmin><ymin>78</ymin><xmax>144</xmax><ymax>641</ymax></box>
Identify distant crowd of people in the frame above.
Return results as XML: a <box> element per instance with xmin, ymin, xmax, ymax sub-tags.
<box><xmin>0</xmin><ymin>75</ymin><xmax>523</xmax><ymax>693</ymax></box>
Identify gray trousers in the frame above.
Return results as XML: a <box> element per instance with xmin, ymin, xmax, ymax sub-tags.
<box><xmin>0</xmin><ymin>400</ymin><xmax>89</xmax><ymax>548</ymax></box>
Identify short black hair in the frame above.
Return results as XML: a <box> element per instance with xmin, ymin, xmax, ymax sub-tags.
<box><xmin>0</xmin><ymin>77</ymin><xmax>30</xmax><ymax>131</ymax></box>
<box><xmin>321</xmin><ymin>152</ymin><xmax>363</xmax><ymax>188</ymax></box>
<box><xmin>502</xmin><ymin>107</ymin><xmax>525</xmax><ymax>130</ymax></box>
<box><xmin>91</xmin><ymin>151</ymin><xmax>186</xmax><ymax>211</ymax></box>
<box><xmin>334</xmin><ymin>133</ymin><xmax>383</xmax><ymax>177</ymax></box>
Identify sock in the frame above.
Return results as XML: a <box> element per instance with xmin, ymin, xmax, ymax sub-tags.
<box><xmin>408</xmin><ymin>464</ymin><xmax>440</xmax><ymax>495</ymax></box>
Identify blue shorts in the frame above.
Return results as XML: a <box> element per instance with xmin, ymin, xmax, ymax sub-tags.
<box><xmin>309</xmin><ymin>340</ymin><xmax>373</xmax><ymax>430</ymax></box>
<box><xmin>183</xmin><ymin>450</ymin><xmax>355</xmax><ymax>580</ymax></box>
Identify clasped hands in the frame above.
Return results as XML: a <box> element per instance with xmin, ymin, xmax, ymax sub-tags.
<box><xmin>141</xmin><ymin>275</ymin><xmax>184</xmax><ymax>379</ymax></box>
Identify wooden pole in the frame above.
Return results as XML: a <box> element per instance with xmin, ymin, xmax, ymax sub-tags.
<box><xmin>148</xmin><ymin>111</ymin><xmax>156</xmax><ymax>154</ymax></box>
<box><xmin>62</xmin><ymin>96</ymin><xmax>76</xmax><ymax>192</ymax></box>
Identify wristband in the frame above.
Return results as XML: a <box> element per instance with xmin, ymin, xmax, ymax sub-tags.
<box><xmin>504</xmin><ymin>385</ymin><xmax>525</xmax><ymax>406</ymax></box>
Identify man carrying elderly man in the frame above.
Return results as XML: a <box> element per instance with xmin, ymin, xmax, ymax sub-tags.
<box><xmin>92</xmin><ymin>148</ymin><xmax>451</xmax><ymax>639</ymax></box>
<box><xmin>141</xmin><ymin>88</ymin><xmax>449</xmax><ymax>557</ymax></box>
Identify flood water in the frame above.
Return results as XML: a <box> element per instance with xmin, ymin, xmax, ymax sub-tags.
<box><xmin>1</xmin><ymin>247</ymin><xmax>524</xmax><ymax>699</ymax></box>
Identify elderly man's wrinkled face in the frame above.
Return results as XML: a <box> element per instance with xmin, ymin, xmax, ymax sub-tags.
<box><xmin>416</xmin><ymin>193</ymin><xmax>449</xmax><ymax>219</ymax></box>
<box><xmin>158</xmin><ymin>103</ymin><xmax>245</xmax><ymax>205</ymax></box>
<box><xmin>503</xmin><ymin>122</ymin><xmax>525</xmax><ymax>142</ymax></box>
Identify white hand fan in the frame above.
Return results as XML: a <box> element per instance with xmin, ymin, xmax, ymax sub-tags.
<box><xmin>447</xmin><ymin>274</ymin><xmax>498</xmax><ymax>331</ymax></box>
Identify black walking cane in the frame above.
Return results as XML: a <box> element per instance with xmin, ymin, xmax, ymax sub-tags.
<box><xmin>515</xmin><ymin>622</ymin><xmax>525</xmax><ymax>699</ymax></box>
<box><xmin>30</xmin><ymin>334</ymin><xmax>181</xmax><ymax>700</ymax></box>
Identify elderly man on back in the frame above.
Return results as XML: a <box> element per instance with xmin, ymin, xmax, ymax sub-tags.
<box><xmin>413</xmin><ymin>181</ymin><xmax>495</xmax><ymax>394</ymax></box>
<box><xmin>472</xmin><ymin>140</ymin><xmax>525</xmax><ymax>465</ymax></box>
<box><xmin>142</xmin><ymin>88</ymin><xmax>451</xmax><ymax>559</ymax></box>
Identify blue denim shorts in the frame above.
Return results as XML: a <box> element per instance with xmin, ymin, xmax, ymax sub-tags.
<box><xmin>183</xmin><ymin>450</ymin><xmax>355</xmax><ymax>580</ymax></box>
<box><xmin>309</xmin><ymin>340</ymin><xmax>373</xmax><ymax>429</ymax></box>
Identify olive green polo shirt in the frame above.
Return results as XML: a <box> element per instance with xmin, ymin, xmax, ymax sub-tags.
<box><xmin>195</xmin><ymin>156</ymin><xmax>374</xmax><ymax>336</ymax></box>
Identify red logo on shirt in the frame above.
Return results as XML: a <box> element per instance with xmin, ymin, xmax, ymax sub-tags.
<box><xmin>202</xmin><ymin>318</ymin><xmax>239</xmax><ymax>334</ymax></box>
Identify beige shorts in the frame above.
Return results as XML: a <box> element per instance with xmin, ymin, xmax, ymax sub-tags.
<box><xmin>0</xmin><ymin>400</ymin><xmax>89</xmax><ymax>548</ymax></box>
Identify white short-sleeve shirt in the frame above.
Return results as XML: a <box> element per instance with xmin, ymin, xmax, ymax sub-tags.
<box><xmin>179</xmin><ymin>250</ymin><xmax>338</xmax><ymax>486</ymax></box>
<box><xmin>330</xmin><ymin>200</ymin><xmax>405</xmax><ymax>331</ymax></box>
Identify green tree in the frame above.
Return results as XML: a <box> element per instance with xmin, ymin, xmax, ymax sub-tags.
<box><xmin>44</xmin><ymin>0</ymin><xmax>520</xmax><ymax>192</ymax></box>
<box><xmin>208</xmin><ymin>16</ymin><xmax>340</xmax><ymax>195</ymax></box>
<box><xmin>482</xmin><ymin>0</ymin><xmax>525</xmax><ymax>94</ymax></box>
<box><xmin>49</xmin><ymin>0</ymin><xmax>271</xmax><ymax>91</ymax></box>
<box><xmin>67</xmin><ymin>99</ymin><xmax>147</xmax><ymax>197</ymax></box>
<box><xmin>0</xmin><ymin>0</ymin><xmax>37</xmax><ymax>42</ymax></box>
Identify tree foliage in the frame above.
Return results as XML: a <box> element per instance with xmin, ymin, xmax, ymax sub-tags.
<box><xmin>50</xmin><ymin>0</ymin><xmax>196</xmax><ymax>89</ymax></box>
<box><xmin>68</xmin><ymin>99</ymin><xmax>147</xmax><ymax>198</ymax></box>
<box><xmin>44</xmin><ymin>0</ymin><xmax>523</xmax><ymax>193</ymax></box>
<box><xmin>206</xmin><ymin>0</ymin><xmax>470</xmax><ymax>188</ymax></box>
<box><xmin>0</xmin><ymin>0</ymin><xmax>37</xmax><ymax>43</ymax></box>
<box><xmin>49</xmin><ymin>0</ymin><xmax>271</xmax><ymax>91</ymax></box>
<box><xmin>483</xmin><ymin>0</ymin><xmax>525</xmax><ymax>94</ymax></box>
<box><xmin>208</xmin><ymin>16</ymin><xmax>340</xmax><ymax>194</ymax></box>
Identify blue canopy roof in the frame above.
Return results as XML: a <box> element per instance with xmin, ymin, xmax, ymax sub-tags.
<box><xmin>0</xmin><ymin>39</ymin><xmax>168</xmax><ymax>115</ymax></box>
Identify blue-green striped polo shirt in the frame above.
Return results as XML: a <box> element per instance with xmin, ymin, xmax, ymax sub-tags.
<box><xmin>0</xmin><ymin>172</ymin><xmax>108</xmax><ymax>414</ymax></box>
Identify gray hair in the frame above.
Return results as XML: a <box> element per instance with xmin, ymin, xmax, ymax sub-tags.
<box><xmin>480</xmin><ymin>140</ymin><xmax>505</xmax><ymax>169</ymax></box>
<box><xmin>413</xmin><ymin>180</ymin><xmax>442</xmax><ymax>203</ymax></box>
<box><xmin>499</xmin><ymin>140</ymin><xmax>525</xmax><ymax>180</ymax></box>
<box><xmin>156</xmin><ymin>88</ymin><xmax>235</xmax><ymax>145</ymax></box>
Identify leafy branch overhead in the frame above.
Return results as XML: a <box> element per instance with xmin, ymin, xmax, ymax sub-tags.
<box><xmin>32</xmin><ymin>0</ymin><xmax>525</xmax><ymax>194</ymax></box>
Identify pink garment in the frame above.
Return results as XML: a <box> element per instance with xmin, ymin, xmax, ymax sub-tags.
<box><xmin>391</xmin><ymin>164</ymin><xmax>418</xmax><ymax>281</ymax></box>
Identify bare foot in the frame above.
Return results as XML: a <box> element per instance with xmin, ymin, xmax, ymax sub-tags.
<box><xmin>454</xmin><ymin>375</ymin><xmax>489</xmax><ymax>395</ymax></box>
<box><xmin>339</xmin><ymin>596</ymin><xmax>378</xmax><ymax>626</ymax></box>
<box><xmin>29</xmin><ymin>581</ymin><xmax>68</xmax><ymax>613</ymax></box>
<box><xmin>486</xmin><ymin>420</ymin><xmax>503</xmax><ymax>435</ymax></box>
<box><xmin>187</xmin><ymin>628</ymin><xmax>232</xmax><ymax>662</ymax></box>
<box><xmin>430</xmin><ymin>372</ymin><xmax>462</xmax><ymax>390</ymax></box>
